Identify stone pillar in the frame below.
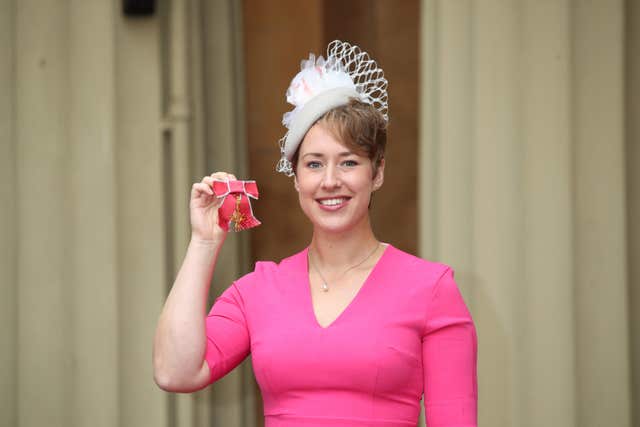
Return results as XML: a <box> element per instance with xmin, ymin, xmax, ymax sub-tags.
<box><xmin>7</xmin><ymin>1</ymin><xmax>168</xmax><ymax>426</ymax></box>
<box><xmin>420</xmin><ymin>1</ymin><xmax>631</xmax><ymax>426</ymax></box>
<box><xmin>0</xmin><ymin>0</ymin><xmax>17</xmax><ymax>426</ymax></box>
<box><xmin>115</xmin><ymin>2</ymin><xmax>166</xmax><ymax>427</ymax></box>
<box><xmin>16</xmin><ymin>2</ymin><xmax>74</xmax><ymax>425</ymax></box>
<box><xmin>572</xmin><ymin>1</ymin><xmax>631</xmax><ymax>426</ymax></box>
<box><xmin>626</xmin><ymin>1</ymin><xmax>640</xmax><ymax>426</ymax></box>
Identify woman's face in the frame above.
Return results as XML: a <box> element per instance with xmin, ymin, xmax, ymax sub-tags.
<box><xmin>294</xmin><ymin>122</ymin><xmax>384</xmax><ymax>234</ymax></box>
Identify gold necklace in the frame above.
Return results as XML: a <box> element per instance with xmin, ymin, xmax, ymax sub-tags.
<box><xmin>308</xmin><ymin>243</ymin><xmax>381</xmax><ymax>292</ymax></box>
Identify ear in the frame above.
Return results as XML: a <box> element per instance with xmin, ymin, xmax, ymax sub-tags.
<box><xmin>294</xmin><ymin>174</ymin><xmax>300</xmax><ymax>192</ymax></box>
<box><xmin>372</xmin><ymin>158</ymin><xmax>385</xmax><ymax>191</ymax></box>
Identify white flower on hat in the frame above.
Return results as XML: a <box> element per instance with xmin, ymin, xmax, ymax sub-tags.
<box><xmin>282</xmin><ymin>54</ymin><xmax>358</xmax><ymax>128</ymax></box>
<box><xmin>276</xmin><ymin>40</ymin><xmax>388</xmax><ymax>176</ymax></box>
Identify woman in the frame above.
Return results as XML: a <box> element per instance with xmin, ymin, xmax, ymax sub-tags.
<box><xmin>153</xmin><ymin>40</ymin><xmax>477</xmax><ymax>427</ymax></box>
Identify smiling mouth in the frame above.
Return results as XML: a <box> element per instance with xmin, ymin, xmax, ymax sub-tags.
<box><xmin>317</xmin><ymin>197</ymin><xmax>351</xmax><ymax>207</ymax></box>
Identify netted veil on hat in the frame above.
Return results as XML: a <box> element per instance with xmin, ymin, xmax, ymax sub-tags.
<box><xmin>275</xmin><ymin>40</ymin><xmax>389</xmax><ymax>176</ymax></box>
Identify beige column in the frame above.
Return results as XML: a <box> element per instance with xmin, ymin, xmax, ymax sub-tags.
<box><xmin>115</xmin><ymin>4</ymin><xmax>167</xmax><ymax>427</ymax></box>
<box><xmin>473</xmin><ymin>0</ymin><xmax>530</xmax><ymax>425</ymax></box>
<box><xmin>519</xmin><ymin>2</ymin><xmax>576</xmax><ymax>426</ymax></box>
<box><xmin>421</xmin><ymin>1</ymin><xmax>532</xmax><ymax>425</ymax></box>
<box><xmin>16</xmin><ymin>1</ymin><xmax>73</xmax><ymax>425</ymax></box>
<box><xmin>626</xmin><ymin>2</ymin><xmax>640</xmax><ymax>426</ymax></box>
<box><xmin>67</xmin><ymin>1</ymin><xmax>120</xmax><ymax>425</ymax></box>
<box><xmin>0</xmin><ymin>1</ymin><xmax>16</xmax><ymax>427</ymax></box>
<box><xmin>572</xmin><ymin>1</ymin><xmax>631</xmax><ymax>426</ymax></box>
<box><xmin>10</xmin><ymin>1</ymin><xmax>168</xmax><ymax>426</ymax></box>
<box><xmin>4</xmin><ymin>0</ymin><xmax>248</xmax><ymax>425</ymax></box>
<box><xmin>421</xmin><ymin>1</ymin><xmax>632</xmax><ymax>426</ymax></box>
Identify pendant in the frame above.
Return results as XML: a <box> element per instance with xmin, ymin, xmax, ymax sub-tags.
<box><xmin>321</xmin><ymin>282</ymin><xmax>329</xmax><ymax>292</ymax></box>
<box><xmin>229</xmin><ymin>194</ymin><xmax>247</xmax><ymax>232</ymax></box>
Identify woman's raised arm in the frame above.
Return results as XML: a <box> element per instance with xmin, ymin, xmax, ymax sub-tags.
<box><xmin>152</xmin><ymin>172</ymin><xmax>235</xmax><ymax>392</ymax></box>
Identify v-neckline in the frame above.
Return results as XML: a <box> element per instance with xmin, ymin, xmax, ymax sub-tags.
<box><xmin>303</xmin><ymin>243</ymin><xmax>391</xmax><ymax>330</ymax></box>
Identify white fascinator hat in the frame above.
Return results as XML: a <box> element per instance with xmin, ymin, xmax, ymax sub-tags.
<box><xmin>276</xmin><ymin>40</ymin><xmax>389</xmax><ymax>176</ymax></box>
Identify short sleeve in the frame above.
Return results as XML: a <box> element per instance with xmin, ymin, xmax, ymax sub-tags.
<box><xmin>422</xmin><ymin>267</ymin><xmax>478</xmax><ymax>427</ymax></box>
<box><xmin>204</xmin><ymin>282</ymin><xmax>251</xmax><ymax>384</ymax></box>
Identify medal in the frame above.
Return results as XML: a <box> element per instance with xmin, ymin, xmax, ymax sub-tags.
<box><xmin>211</xmin><ymin>179</ymin><xmax>261</xmax><ymax>232</ymax></box>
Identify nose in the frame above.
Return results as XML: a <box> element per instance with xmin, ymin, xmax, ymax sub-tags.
<box><xmin>321</xmin><ymin>164</ymin><xmax>341</xmax><ymax>190</ymax></box>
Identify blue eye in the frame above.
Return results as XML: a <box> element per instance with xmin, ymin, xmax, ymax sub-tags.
<box><xmin>306</xmin><ymin>161</ymin><xmax>322</xmax><ymax>169</ymax></box>
<box><xmin>342</xmin><ymin>160</ymin><xmax>358</xmax><ymax>167</ymax></box>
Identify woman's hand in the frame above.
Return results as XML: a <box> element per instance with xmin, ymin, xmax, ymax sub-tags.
<box><xmin>190</xmin><ymin>171</ymin><xmax>237</xmax><ymax>244</ymax></box>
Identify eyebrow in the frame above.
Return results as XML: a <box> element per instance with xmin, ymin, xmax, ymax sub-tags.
<box><xmin>302</xmin><ymin>152</ymin><xmax>354</xmax><ymax>158</ymax></box>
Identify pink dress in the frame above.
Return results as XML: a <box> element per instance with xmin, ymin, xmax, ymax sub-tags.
<box><xmin>205</xmin><ymin>244</ymin><xmax>477</xmax><ymax>427</ymax></box>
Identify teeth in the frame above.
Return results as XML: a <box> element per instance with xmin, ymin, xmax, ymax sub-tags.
<box><xmin>319</xmin><ymin>198</ymin><xmax>346</xmax><ymax>206</ymax></box>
